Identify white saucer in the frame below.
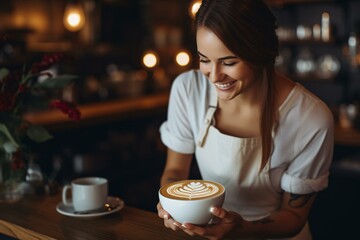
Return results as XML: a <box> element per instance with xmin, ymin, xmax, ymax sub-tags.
<box><xmin>56</xmin><ymin>196</ymin><xmax>124</xmax><ymax>219</ymax></box>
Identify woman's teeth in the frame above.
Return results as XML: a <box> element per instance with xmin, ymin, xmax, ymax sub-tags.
<box><xmin>215</xmin><ymin>81</ymin><xmax>236</xmax><ymax>89</ymax></box>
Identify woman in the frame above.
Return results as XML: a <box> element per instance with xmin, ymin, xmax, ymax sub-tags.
<box><xmin>157</xmin><ymin>0</ymin><xmax>334</xmax><ymax>239</ymax></box>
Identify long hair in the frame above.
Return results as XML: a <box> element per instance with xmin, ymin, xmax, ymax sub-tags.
<box><xmin>195</xmin><ymin>0</ymin><xmax>279</xmax><ymax>170</ymax></box>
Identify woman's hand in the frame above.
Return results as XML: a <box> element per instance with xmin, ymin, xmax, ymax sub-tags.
<box><xmin>157</xmin><ymin>202</ymin><xmax>184</xmax><ymax>231</ymax></box>
<box><xmin>158</xmin><ymin>205</ymin><xmax>243</xmax><ymax>240</ymax></box>
<box><xmin>180</xmin><ymin>207</ymin><xmax>243</xmax><ymax>239</ymax></box>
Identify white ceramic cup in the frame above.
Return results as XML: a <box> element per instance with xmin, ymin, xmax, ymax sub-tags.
<box><xmin>159</xmin><ymin>180</ymin><xmax>225</xmax><ymax>225</ymax></box>
<box><xmin>62</xmin><ymin>177</ymin><xmax>108</xmax><ymax>212</ymax></box>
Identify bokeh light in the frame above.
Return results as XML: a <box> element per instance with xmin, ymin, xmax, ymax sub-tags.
<box><xmin>189</xmin><ymin>0</ymin><xmax>202</xmax><ymax>19</ymax></box>
<box><xmin>63</xmin><ymin>3</ymin><xmax>85</xmax><ymax>32</ymax></box>
<box><xmin>176</xmin><ymin>51</ymin><xmax>191</xmax><ymax>66</ymax></box>
<box><xmin>142</xmin><ymin>52</ymin><xmax>158</xmax><ymax>68</ymax></box>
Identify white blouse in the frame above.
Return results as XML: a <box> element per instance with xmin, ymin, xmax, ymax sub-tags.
<box><xmin>160</xmin><ymin>69</ymin><xmax>334</xmax><ymax>194</ymax></box>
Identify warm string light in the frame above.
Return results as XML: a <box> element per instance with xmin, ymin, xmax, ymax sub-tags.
<box><xmin>63</xmin><ymin>1</ymin><xmax>85</xmax><ymax>32</ymax></box>
<box><xmin>321</xmin><ymin>12</ymin><xmax>330</xmax><ymax>42</ymax></box>
<box><xmin>176</xmin><ymin>51</ymin><xmax>191</xmax><ymax>66</ymax></box>
<box><xmin>189</xmin><ymin>0</ymin><xmax>202</xmax><ymax>19</ymax></box>
<box><xmin>142</xmin><ymin>50</ymin><xmax>191</xmax><ymax>67</ymax></box>
<box><xmin>142</xmin><ymin>51</ymin><xmax>158</xmax><ymax>68</ymax></box>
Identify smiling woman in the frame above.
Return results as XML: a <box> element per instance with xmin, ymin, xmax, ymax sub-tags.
<box><xmin>157</xmin><ymin>0</ymin><xmax>334</xmax><ymax>239</ymax></box>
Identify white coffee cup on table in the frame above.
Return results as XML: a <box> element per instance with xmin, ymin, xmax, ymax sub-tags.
<box><xmin>62</xmin><ymin>177</ymin><xmax>108</xmax><ymax>212</ymax></box>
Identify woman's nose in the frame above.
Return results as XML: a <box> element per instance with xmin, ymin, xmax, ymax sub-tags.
<box><xmin>208</xmin><ymin>65</ymin><xmax>221</xmax><ymax>82</ymax></box>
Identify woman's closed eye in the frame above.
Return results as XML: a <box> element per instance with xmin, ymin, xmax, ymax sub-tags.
<box><xmin>222</xmin><ymin>61</ymin><xmax>237</xmax><ymax>66</ymax></box>
<box><xmin>199</xmin><ymin>58</ymin><xmax>210</xmax><ymax>64</ymax></box>
<box><xmin>199</xmin><ymin>59</ymin><xmax>237</xmax><ymax>66</ymax></box>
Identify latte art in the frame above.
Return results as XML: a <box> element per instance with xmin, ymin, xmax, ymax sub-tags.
<box><xmin>161</xmin><ymin>180</ymin><xmax>224</xmax><ymax>200</ymax></box>
<box><xmin>159</xmin><ymin>180</ymin><xmax>225</xmax><ymax>224</ymax></box>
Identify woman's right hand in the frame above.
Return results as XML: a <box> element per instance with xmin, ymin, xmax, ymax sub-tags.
<box><xmin>157</xmin><ymin>202</ymin><xmax>183</xmax><ymax>231</ymax></box>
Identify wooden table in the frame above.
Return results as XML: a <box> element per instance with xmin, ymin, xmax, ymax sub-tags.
<box><xmin>0</xmin><ymin>194</ymin><xmax>203</xmax><ymax>240</ymax></box>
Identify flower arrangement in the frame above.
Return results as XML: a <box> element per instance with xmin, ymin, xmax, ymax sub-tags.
<box><xmin>0</xmin><ymin>49</ymin><xmax>81</xmax><ymax>200</ymax></box>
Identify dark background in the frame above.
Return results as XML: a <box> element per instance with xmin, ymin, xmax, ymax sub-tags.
<box><xmin>1</xmin><ymin>1</ymin><xmax>360</xmax><ymax>239</ymax></box>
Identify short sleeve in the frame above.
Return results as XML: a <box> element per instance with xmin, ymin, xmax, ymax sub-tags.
<box><xmin>159</xmin><ymin>72</ymin><xmax>196</xmax><ymax>154</ymax></box>
<box><xmin>280</xmin><ymin>90</ymin><xmax>334</xmax><ymax>194</ymax></box>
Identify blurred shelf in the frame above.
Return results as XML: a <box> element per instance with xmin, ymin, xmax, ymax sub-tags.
<box><xmin>24</xmin><ymin>92</ymin><xmax>169</xmax><ymax>132</ymax></box>
<box><xmin>279</xmin><ymin>39</ymin><xmax>337</xmax><ymax>46</ymax></box>
<box><xmin>27</xmin><ymin>42</ymin><xmax>134</xmax><ymax>55</ymax></box>
<box><xmin>27</xmin><ymin>41</ymin><xmax>73</xmax><ymax>52</ymax></box>
<box><xmin>266</xmin><ymin>0</ymin><xmax>333</xmax><ymax>6</ymax></box>
<box><xmin>335</xmin><ymin>125</ymin><xmax>360</xmax><ymax>147</ymax></box>
<box><xmin>24</xmin><ymin>92</ymin><xmax>360</xmax><ymax>147</ymax></box>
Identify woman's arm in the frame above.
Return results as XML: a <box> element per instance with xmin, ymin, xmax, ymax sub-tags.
<box><xmin>160</xmin><ymin>148</ymin><xmax>193</xmax><ymax>186</ymax></box>
<box><xmin>180</xmin><ymin>191</ymin><xmax>316</xmax><ymax>239</ymax></box>
<box><xmin>233</xmin><ymin>191</ymin><xmax>316</xmax><ymax>238</ymax></box>
<box><xmin>158</xmin><ymin>148</ymin><xmax>193</xmax><ymax>230</ymax></box>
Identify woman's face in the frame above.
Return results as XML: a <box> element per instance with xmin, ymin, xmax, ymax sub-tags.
<box><xmin>196</xmin><ymin>27</ymin><xmax>261</xmax><ymax>101</ymax></box>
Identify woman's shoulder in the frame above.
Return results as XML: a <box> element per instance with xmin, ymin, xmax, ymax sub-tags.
<box><xmin>296</xmin><ymin>84</ymin><xmax>333</xmax><ymax>116</ymax></box>
<box><xmin>173</xmin><ymin>69</ymin><xmax>207</xmax><ymax>86</ymax></box>
<box><xmin>280</xmin><ymin>83</ymin><xmax>334</xmax><ymax>128</ymax></box>
<box><xmin>171</xmin><ymin>69</ymin><xmax>209</xmax><ymax>96</ymax></box>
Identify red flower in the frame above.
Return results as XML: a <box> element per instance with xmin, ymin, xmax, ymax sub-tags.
<box><xmin>67</xmin><ymin>107</ymin><xmax>81</xmax><ymax>121</ymax></box>
<box><xmin>31</xmin><ymin>53</ymin><xmax>67</xmax><ymax>74</ymax></box>
<box><xmin>18</xmin><ymin>84</ymin><xmax>25</xmax><ymax>93</ymax></box>
<box><xmin>0</xmin><ymin>92</ymin><xmax>15</xmax><ymax>111</ymax></box>
<box><xmin>0</xmin><ymin>71</ymin><xmax>25</xmax><ymax>112</ymax></box>
<box><xmin>10</xmin><ymin>151</ymin><xmax>25</xmax><ymax>171</ymax></box>
<box><xmin>0</xmin><ymin>51</ymin><xmax>80</xmax><ymax>185</ymax></box>
<box><xmin>49</xmin><ymin>100</ymin><xmax>81</xmax><ymax>121</ymax></box>
<box><xmin>2</xmin><ymin>70</ymin><xmax>21</xmax><ymax>92</ymax></box>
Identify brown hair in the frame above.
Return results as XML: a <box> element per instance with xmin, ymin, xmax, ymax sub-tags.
<box><xmin>195</xmin><ymin>0</ymin><xmax>279</xmax><ymax>170</ymax></box>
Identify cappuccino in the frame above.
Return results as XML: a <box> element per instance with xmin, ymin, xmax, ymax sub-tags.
<box><xmin>160</xmin><ymin>180</ymin><xmax>224</xmax><ymax>200</ymax></box>
<box><xmin>159</xmin><ymin>180</ymin><xmax>225</xmax><ymax>225</ymax></box>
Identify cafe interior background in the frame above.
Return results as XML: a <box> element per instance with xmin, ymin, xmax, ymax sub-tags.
<box><xmin>1</xmin><ymin>0</ymin><xmax>360</xmax><ymax>238</ymax></box>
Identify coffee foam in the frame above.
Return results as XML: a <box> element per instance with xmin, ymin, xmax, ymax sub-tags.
<box><xmin>160</xmin><ymin>180</ymin><xmax>224</xmax><ymax>200</ymax></box>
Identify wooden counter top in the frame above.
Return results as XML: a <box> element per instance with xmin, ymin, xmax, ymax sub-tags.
<box><xmin>0</xmin><ymin>193</ymin><xmax>203</xmax><ymax>240</ymax></box>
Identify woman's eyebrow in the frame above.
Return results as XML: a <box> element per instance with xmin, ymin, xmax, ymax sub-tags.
<box><xmin>197</xmin><ymin>51</ymin><xmax>238</xmax><ymax>61</ymax></box>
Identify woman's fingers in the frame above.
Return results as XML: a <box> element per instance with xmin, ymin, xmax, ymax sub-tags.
<box><xmin>181</xmin><ymin>223</ymin><xmax>206</xmax><ymax>236</ymax></box>
<box><xmin>157</xmin><ymin>203</ymin><xmax>184</xmax><ymax>231</ymax></box>
<box><xmin>210</xmin><ymin>207</ymin><xmax>236</xmax><ymax>223</ymax></box>
<box><xmin>158</xmin><ymin>206</ymin><xmax>241</xmax><ymax>239</ymax></box>
<box><xmin>157</xmin><ymin>203</ymin><xmax>167</xmax><ymax>218</ymax></box>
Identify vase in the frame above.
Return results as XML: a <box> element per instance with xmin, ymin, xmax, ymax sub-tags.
<box><xmin>0</xmin><ymin>179</ymin><xmax>24</xmax><ymax>203</ymax></box>
<box><xmin>0</xmin><ymin>153</ymin><xmax>24</xmax><ymax>203</ymax></box>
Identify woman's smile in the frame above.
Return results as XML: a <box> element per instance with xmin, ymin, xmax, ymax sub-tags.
<box><xmin>214</xmin><ymin>80</ymin><xmax>237</xmax><ymax>90</ymax></box>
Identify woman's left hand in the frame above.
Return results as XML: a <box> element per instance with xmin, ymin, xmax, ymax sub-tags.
<box><xmin>175</xmin><ymin>207</ymin><xmax>243</xmax><ymax>240</ymax></box>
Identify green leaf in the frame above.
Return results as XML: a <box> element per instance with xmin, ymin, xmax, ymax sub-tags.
<box><xmin>26</xmin><ymin>125</ymin><xmax>53</xmax><ymax>143</ymax></box>
<box><xmin>0</xmin><ymin>68</ymin><xmax>9</xmax><ymax>81</ymax></box>
<box><xmin>3</xmin><ymin>141</ymin><xmax>18</xmax><ymax>153</ymax></box>
<box><xmin>0</xmin><ymin>123</ymin><xmax>19</xmax><ymax>148</ymax></box>
<box><xmin>33</xmin><ymin>75</ymin><xmax>78</xmax><ymax>89</ymax></box>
